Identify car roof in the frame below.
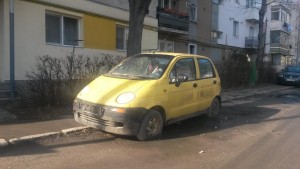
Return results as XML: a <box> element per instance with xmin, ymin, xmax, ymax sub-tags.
<box><xmin>141</xmin><ymin>52</ymin><xmax>209</xmax><ymax>59</ymax></box>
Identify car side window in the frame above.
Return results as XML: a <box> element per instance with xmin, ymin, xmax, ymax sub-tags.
<box><xmin>197</xmin><ymin>58</ymin><xmax>215</xmax><ymax>79</ymax></box>
<box><xmin>169</xmin><ymin>58</ymin><xmax>196</xmax><ymax>83</ymax></box>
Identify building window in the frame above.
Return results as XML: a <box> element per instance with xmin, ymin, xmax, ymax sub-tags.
<box><xmin>211</xmin><ymin>31</ymin><xmax>221</xmax><ymax>39</ymax></box>
<box><xmin>46</xmin><ymin>13</ymin><xmax>79</xmax><ymax>46</ymax></box>
<box><xmin>246</xmin><ymin>0</ymin><xmax>255</xmax><ymax>8</ymax></box>
<box><xmin>116</xmin><ymin>26</ymin><xmax>128</xmax><ymax>51</ymax></box>
<box><xmin>158</xmin><ymin>40</ymin><xmax>174</xmax><ymax>52</ymax></box>
<box><xmin>281</xmin><ymin>11</ymin><xmax>288</xmax><ymax>22</ymax></box>
<box><xmin>233</xmin><ymin>20</ymin><xmax>239</xmax><ymax>36</ymax></box>
<box><xmin>249</xmin><ymin>26</ymin><xmax>254</xmax><ymax>37</ymax></box>
<box><xmin>270</xmin><ymin>31</ymin><xmax>280</xmax><ymax>43</ymax></box>
<box><xmin>271</xmin><ymin>8</ymin><xmax>290</xmax><ymax>22</ymax></box>
<box><xmin>188</xmin><ymin>43</ymin><xmax>197</xmax><ymax>54</ymax></box>
<box><xmin>161</xmin><ymin>0</ymin><xmax>177</xmax><ymax>9</ymax></box>
<box><xmin>189</xmin><ymin>4</ymin><xmax>197</xmax><ymax>22</ymax></box>
<box><xmin>235</xmin><ymin>0</ymin><xmax>240</xmax><ymax>4</ymax></box>
<box><xmin>271</xmin><ymin>8</ymin><xmax>280</xmax><ymax>20</ymax></box>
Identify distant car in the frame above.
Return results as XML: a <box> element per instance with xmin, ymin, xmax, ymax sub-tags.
<box><xmin>73</xmin><ymin>53</ymin><xmax>221</xmax><ymax>140</ymax></box>
<box><xmin>277</xmin><ymin>65</ymin><xmax>300</xmax><ymax>86</ymax></box>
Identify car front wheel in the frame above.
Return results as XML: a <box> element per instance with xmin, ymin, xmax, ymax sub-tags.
<box><xmin>137</xmin><ymin>109</ymin><xmax>163</xmax><ymax>141</ymax></box>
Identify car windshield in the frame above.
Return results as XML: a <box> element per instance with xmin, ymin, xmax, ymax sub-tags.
<box><xmin>106</xmin><ymin>54</ymin><xmax>174</xmax><ymax>79</ymax></box>
<box><xmin>286</xmin><ymin>66</ymin><xmax>300</xmax><ymax>73</ymax></box>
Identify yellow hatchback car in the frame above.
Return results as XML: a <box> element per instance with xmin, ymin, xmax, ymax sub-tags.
<box><xmin>74</xmin><ymin>53</ymin><xmax>221</xmax><ymax>140</ymax></box>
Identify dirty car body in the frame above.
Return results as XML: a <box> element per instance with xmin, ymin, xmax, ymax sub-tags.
<box><xmin>73</xmin><ymin>53</ymin><xmax>221</xmax><ymax>140</ymax></box>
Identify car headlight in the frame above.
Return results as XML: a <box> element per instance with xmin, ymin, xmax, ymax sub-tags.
<box><xmin>116</xmin><ymin>92</ymin><xmax>135</xmax><ymax>104</ymax></box>
<box><xmin>79</xmin><ymin>86</ymin><xmax>89</xmax><ymax>97</ymax></box>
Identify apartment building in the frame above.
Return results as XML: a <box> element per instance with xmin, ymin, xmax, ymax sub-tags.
<box><xmin>266</xmin><ymin>0</ymin><xmax>300</xmax><ymax>71</ymax></box>
<box><xmin>0</xmin><ymin>0</ymin><xmax>158</xmax><ymax>81</ymax></box>
<box><xmin>157</xmin><ymin>0</ymin><xmax>222</xmax><ymax>64</ymax></box>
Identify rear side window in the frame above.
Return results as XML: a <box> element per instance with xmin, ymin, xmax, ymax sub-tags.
<box><xmin>197</xmin><ymin>58</ymin><xmax>215</xmax><ymax>79</ymax></box>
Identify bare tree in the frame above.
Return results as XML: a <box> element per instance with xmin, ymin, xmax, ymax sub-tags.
<box><xmin>127</xmin><ymin>0</ymin><xmax>152</xmax><ymax>57</ymax></box>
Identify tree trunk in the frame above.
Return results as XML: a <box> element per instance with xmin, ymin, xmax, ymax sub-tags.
<box><xmin>256</xmin><ymin>0</ymin><xmax>267</xmax><ymax>83</ymax></box>
<box><xmin>127</xmin><ymin>0</ymin><xmax>152</xmax><ymax>57</ymax></box>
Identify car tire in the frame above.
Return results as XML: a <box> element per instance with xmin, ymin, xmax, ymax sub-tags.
<box><xmin>136</xmin><ymin>109</ymin><xmax>163</xmax><ymax>141</ymax></box>
<box><xmin>207</xmin><ymin>97</ymin><xmax>220</xmax><ymax>118</ymax></box>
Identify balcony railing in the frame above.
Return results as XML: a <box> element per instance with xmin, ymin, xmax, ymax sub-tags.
<box><xmin>245</xmin><ymin>37</ymin><xmax>258</xmax><ymax>49</ymax></box>
<box><xmin>157</xmin><ymin>8</ymin><xmax>189</xmax><ymax>33</ymax></box>
<box><xmin>270</xmin><ymin>43</ymin><xmax>290</xmax><ymax>55</ymax></box>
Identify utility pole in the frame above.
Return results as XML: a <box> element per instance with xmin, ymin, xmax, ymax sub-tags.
<box><xmin>9</xmin><ymin>0</ymin><xmax>15</xmax><ymax>99</ymax></box>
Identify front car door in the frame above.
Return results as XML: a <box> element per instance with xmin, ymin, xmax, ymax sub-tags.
<box><xmin>166</xmin><ymin>57</ymin><xmax>199</xmax><ymax>120</ymax></box>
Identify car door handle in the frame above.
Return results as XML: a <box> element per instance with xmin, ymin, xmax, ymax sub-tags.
<box><xmin>213</xmin><ymin>80</ymin><xmax>217</xmax><ymax>84</ymax></box>
<box><xmin>193</xmin><ymin>83</ymin><xmax>198</xmax><ymax>88</ymax></box>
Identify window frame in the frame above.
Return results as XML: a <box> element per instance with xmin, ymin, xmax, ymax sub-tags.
<box><xmin>188</xmin><ymin>43</ymin><xmax>197</xmax><ymax>54</ymax></box>
<box><xmin>197</xmin><ymin>58</ymin><xmax>216</xmax><ymax>79</ymax></box>
<box><xmin>45</xmin><ymin>13</ymin><xmax>80</xmax><ymax>47</ymax></box>
<box><xmin>169</xmin><ymin>58</ymin><xmax>197</xmax><ymax>83</ymax></box>
<box><xmin>158</xmin><ymin>40</ymin><xmax>174</xmax><ymax>52</ymax></box>
<box><xmin>189</xmin><ymin>4</ymin><xmax>197</xmax><ymax>22</ymax></box>
<box><xmin>271</xmin><ymin>8</ymin><xmax>280</xmax><ymax>20</ymax></box>
<box><xmin>233</xmin><ymin>20</ymin><xmax>239</xmax><ymax>37</ymax></box>
<box><xmin>116</xmin><ymin>25</ymin><xmax>129</xmax><ymax>51</ymax></box>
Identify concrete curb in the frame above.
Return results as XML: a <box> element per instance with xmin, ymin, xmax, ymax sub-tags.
<box><xmin>0</xmin><ymin>139</ymin><xmax>9</xmax><ymax>147</ymax></box>
<box><xmin>9</xmin><ymin>132</ymin><xmax>60</xmax><ymax>145</ymax></box>
<box><xmin>0</xmin><ymin>126</ymin><xmax>91</xmax><ymax>148</ymax></box>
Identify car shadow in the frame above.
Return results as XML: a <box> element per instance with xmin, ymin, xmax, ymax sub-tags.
<box><xmin>160</xmin><ymin>90</ymin><xmax>300</xmax><ymax>140</ymax></box>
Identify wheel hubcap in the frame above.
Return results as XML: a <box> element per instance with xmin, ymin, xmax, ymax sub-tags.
<box><xmin>146</xmin><ymin>117</ymin><xmax>159</xmax><ymax>136</ymax></box>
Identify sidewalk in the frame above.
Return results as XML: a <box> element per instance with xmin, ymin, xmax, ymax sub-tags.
<box><xmin>0</xmin><ymin>84</ymin><xmax>294</xmax><ymax>147</ymax></box>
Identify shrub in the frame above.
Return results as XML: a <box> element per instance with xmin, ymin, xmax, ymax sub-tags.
<box><xmin>25</xmin><ymin>54</ymin><xmax>124</xmax><ymax>106</ymax></box>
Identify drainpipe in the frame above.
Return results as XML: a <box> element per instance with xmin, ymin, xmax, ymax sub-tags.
<box><xmin>9</xmin><ymin>0</ymin><xmax>15</xmax><ymax>99</ymax></box>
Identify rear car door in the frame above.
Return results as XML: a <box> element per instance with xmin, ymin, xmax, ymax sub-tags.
<box><xmin>196</xmin><ymin>58</ymin><xmax>219</xmax><ymax>110</ymax></box>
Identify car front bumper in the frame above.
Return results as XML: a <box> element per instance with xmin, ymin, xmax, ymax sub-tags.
<box><xmin>73</xmin><ymin>98</ymin><xmax>147</xmax><ymax>136</ymax></box>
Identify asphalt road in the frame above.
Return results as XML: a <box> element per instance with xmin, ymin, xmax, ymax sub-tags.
<box><xmin>1</xmin><ymin>88</ymin><xmax>300</xmax><ymax>169</ymax></box>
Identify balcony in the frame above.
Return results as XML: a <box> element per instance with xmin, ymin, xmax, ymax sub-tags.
<box><xmin>245</xmin><ymin>10</ymin><xmax>259</xmax><ymax>24</ymax></box>
<box><xmin>245</xmin><ymin>37</ymin><xmax>258</xmax><ymax>49</ymax></box>
<box><xmin>269</xmin><ymin>20</ymin><xmax>292</xmax><ymax>33</ymax></box>
<box><xmin>157</xmin><ymin>8</ymin><xmax>189</xmax><ymax>34</ymax></box>
<box><xmin>270</xmin><ymin>43</ymin><xmax>290</xmax><ymax>55</ymax></box>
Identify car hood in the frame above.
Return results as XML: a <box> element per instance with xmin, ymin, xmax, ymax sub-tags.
<box><xmin>76</xmin><ymin>75</ymin><xmax>149</xmax><ymax>105</ymax></box>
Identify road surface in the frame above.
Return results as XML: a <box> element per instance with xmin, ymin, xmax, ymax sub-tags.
<box><xmin>1</xmin><ymin>87</ymin><xmax>300</xmax><ymax>169</ymax></box>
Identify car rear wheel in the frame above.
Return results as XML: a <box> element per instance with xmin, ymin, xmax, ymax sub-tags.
<box><xmin>137</xmin><ymin>109</ymin><xmax>163</xmax><ymax>141</ymax></box>
<box><xmin>207</xmin><ymin>97</ymin><xmax>220</xmax><ymax>118</ymax></box>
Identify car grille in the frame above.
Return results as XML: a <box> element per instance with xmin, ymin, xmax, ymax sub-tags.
<box><xmin>78</xmin><ymin>112</ymin><xmax>110</xmax><ymax>126</ymax></box>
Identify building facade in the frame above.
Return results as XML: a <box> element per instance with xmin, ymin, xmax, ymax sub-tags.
<box><xmin>266</xmin><ymin>0</ymin><xmax>300</xmax><ymax>71</ymax></box>
<box><xmin>0</xmin><ymin>0</ymin><xmax>158</xmax><ymax>81</ymax></box>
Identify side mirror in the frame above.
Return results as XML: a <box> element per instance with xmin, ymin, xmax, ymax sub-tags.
<box><xmin>175</xmin><ymin>74</ymin><xmax>188</xmax><ymax>87</ymax></box>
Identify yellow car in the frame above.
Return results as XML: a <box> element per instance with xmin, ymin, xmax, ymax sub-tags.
<box><xmin>74</xmin><ymin>53</ymin><xmax>221</xmax><ymax>140</ymax></box>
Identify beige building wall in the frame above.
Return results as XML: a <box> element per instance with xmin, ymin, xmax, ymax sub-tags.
<box><xmin>0</xmin><ymin>0</ymin><xmax>9</xmax><ymax>81</ymax></box>
<box><xmin>0</xmin><ymin>0</ymin><xmax>158</xmax><ymax>81</ymax></box>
